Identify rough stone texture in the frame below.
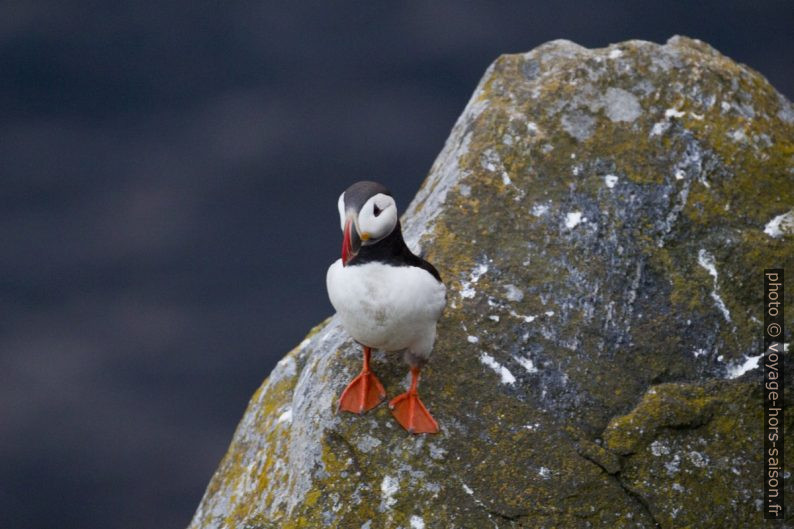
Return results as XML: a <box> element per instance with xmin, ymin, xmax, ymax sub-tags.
<box><xmin>189</xmin><ymin>37</ymin><xmax>793</xmax><ymax>528</ymax></box>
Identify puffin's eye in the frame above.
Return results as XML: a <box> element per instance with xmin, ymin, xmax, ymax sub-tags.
<box><xmin>373</xmin><ymin>203</ymin><xmax>382</xmax><ymax>217</ymax></box>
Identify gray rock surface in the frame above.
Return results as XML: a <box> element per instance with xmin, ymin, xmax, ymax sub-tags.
<box><xmin>189</xmin><ymin>36</ymin><xmax>793</xmax><ymax>528</ymax></box>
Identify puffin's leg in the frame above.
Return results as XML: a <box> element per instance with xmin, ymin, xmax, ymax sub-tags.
<box><xmin>388</xmin><ymin>366</ymin><xmax>439</xmax><ymax>434</ymax></box>
<box><xmin>337</xmin><ymin>346</ymin><xmax>386</xmax><ymax>414</ymax></box>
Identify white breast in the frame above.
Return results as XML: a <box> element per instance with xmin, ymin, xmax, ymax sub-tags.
<box><xmin>326</xmin><ymin>259</ymin><xmax>446</xmax><ymax>356</ymax></box>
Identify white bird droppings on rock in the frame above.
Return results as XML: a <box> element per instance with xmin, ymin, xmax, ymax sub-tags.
<box><xmin>709</xmin><ymin>286</ymin><xmax>730</xmax><ymax>321</ymax></box>
<box><xmin>697</xmin><ymin>249</ymin><xmax>731</xmax><ymax>322</ymax></box>
<box><xmin>470</xmin><ymin>263</ymin><xmax>489</xmax><ymax>281</ymax></box>
<box><xmin>510</xmin><ymin>310</ymin><xmax>536</xmax><ymax>323</ymax></box>
<box><xmin>665</xmin><ymin>107</ymin><xmax>686</xmax><ymax>119</ymax></box>
<box><xmin>480</xmin><ymin>148</ymin><xmax>501</xmax><ymax>172</ymax></box>
<box><xmin>428</xmin><ymin>444</ymin><xmax>446</xmax><ymax>460</ymax></box>
<box><xmin>665</xmin><ymin>454</ymin><xmax>681</xmax><ymax>475</ymax></box>
<box><xmin>480</xmin><ymin>353</ymin><xmax>516</xmax><ymax>385</ymax></box>
<box><xmin>763</xmin><ymin>210</ymin><xmax>793</xmax><ymax>238</ymax></box>
<box><xmin>276</xmin><ymin>408</ymin><xmax>293</xmax><ymax>424</ymax></box>
<box><xmin>604</xmin><ymin>174</ymin><xmax>619</xmax><ymax>188</ymax></box>
<box><xmin>459</xmin><ymin>283</ymin><xmax>476</xmax><ymax>299</ymax></box>
<box><xmin>726</xmin><ymin>353</ymin><xmax>763</xmax><ymax>379</ymax></box>
<box><xmin>504</xmin><ymin>284</ymin><xmax>524</xmax><ymax>302</ymax></box>
<box><xmin>409</xmin><ymin>515</ymin><xmax>425</xmax><ymax>529</ymax></box>
<box><xmin>516</xmin><ymin>355</ymin><xmax>538</xmax><ymax>373</ymax></box>
<box><xmin>531</xmin><ymin>203</ymin><xmax>549</xmax><ymax>217</ymax></box>
<box><xmin>688</xmin><ymin>451</ymin><xmax>709</xmax><ymax>468</ymax></box>
<box><xmin>565</xmin><ymin>211</ymin><xmax>583</xmax><ymax>229</ymax></box>
<box><xmin>650</xmin><ymin>121</ymin><xmax>671</xmax><ymax>136</ymax></box>
<box><xmin>697</xmin><ymin>251</ymin><xmax>726</xmax><ymax>283</ymax></box>
<box><xmin>650</xmin><ymin>440</ymin><xmax>670</xmax><ymax>456</ymax></box>
<box><xmin>380</xmin><ymin>476</ymin><xmax>399</xmax><ymax>511</ymax></box>
<box><xmin>459</xmin><ymin>263</ymin><xmax>489</xmax><ymax>299</ymax></box>
<box><xmin>727</xmin><ymin>128</ymin><xmax>746</xmax><ymax>142</ymax></box>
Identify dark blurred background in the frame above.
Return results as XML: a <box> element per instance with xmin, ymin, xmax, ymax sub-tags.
<box><xmin>1</xmin><ymin>1</ymin><xmax>792</xmax><ymax>528</ymax></box>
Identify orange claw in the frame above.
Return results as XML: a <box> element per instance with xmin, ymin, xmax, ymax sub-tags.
<box><xmin>338</xmin><ymin>346</ymin><xmax>386</xmax><ymax>414</ymax></box>
<box><xmin>389</xmin><ymin>367</ymin><xmax>439</xmax><ymax>434</ymax></box>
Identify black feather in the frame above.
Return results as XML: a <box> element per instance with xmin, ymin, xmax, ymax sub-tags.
<box><xmin>348</xmin><ymin>221</ymin><xmax>442</xmax><ymax>283</ymax></box>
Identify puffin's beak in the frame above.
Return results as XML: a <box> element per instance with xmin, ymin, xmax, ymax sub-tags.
<box><xmin>342</xmin><ymin>214</ymin><xmax>361</xmax><ymax>266</ymax></box>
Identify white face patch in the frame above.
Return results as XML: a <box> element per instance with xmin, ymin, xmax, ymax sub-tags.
<box><xmin>357</xmin><ymin>193</ymin><xmax>397</xmax><ymax>244</ymax></box>
<box><xmin>337</xmin><ymin>192</ymin><xmax>346</xmax><ymax>231</ymax></box>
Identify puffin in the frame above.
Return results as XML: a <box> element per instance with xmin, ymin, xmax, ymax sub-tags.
<box><xmin>326</xmin><ymin>181</ymin><xmax>446</xmax><ymax>434</ymax></box>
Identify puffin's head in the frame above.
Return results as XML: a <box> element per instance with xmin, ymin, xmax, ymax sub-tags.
<box><xmin>337</xmin><ymin>181</ymin><xmax>398</xmax><ymax>266</ymax></box>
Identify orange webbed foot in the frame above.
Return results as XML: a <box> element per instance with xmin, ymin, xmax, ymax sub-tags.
<box><xmin>389</xmin><ymin>391</ymin><xmax>439</xmax><ymax>434</ymax></box>
<box><xmin>338</xmin><ymin>369</ymin><xmax>386</xmax><ymax>414</ymax></box>
<box><xmin>337</xmin><ymin>346</ymin><xmax>385</xmax><ymax>414</ymax></box>
<box><xmin>388</xmin><ymin>367</ymin><xmax>439</xmax><ymax>434</ymax></box>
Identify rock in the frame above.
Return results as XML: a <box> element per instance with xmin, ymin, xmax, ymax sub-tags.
<box><xmin>189</xmin><ymin>36</ymin><xmax>793</xmax><ymax>528</ymax></box>
<box><xmin>603</xmin><ymin>380</ymin><xmax>766</xmax><ymax>527</ymax></box>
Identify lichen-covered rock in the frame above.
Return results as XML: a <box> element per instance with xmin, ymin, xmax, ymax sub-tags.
<box><xmin>603</xmin><ymin>380</ymin><xmax>771</xmax><ymax>528</ymax></box>
<box><xmin>189</xmin><ymin>36</ymin><xmax>793</xmax><ymax>528</ymax></box>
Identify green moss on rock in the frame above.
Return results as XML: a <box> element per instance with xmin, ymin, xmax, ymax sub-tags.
<box><xmin>605</xmin><ymin>379</ymin><xmax>793</xmax><ymax>527</ymax></box>
<box><xmin>190</xmin><ymin>36</ymin><xmax>793</xmax><ymax>528</ymax></box>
